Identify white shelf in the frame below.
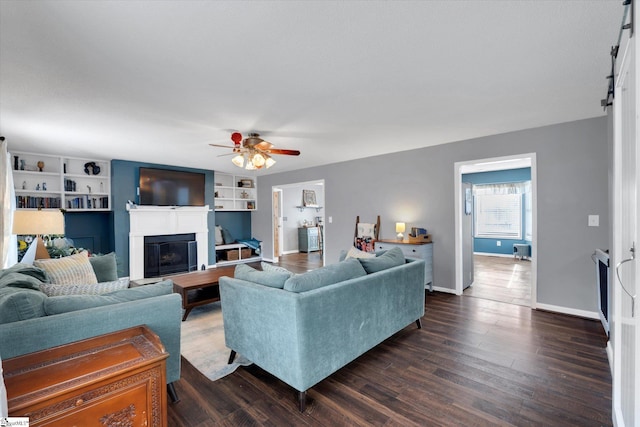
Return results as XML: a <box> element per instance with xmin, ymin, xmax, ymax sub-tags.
<box><xmin>11</xmin><ymin>151</ymin><xmax>111</xmax><ymax>211</ymax></box>
<box><xmin>214</xmin><ymin>173</ymin><xmax>257</xmax><ymax>211</ymax></box>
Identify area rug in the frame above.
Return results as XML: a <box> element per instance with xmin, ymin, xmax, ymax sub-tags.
<box><xmin>180</xmin><ymin>301</ymin><xmax>252</xmax><ymax>381</ymax></box>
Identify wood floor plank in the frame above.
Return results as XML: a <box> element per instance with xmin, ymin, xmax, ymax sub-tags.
<box><xmin>168</xmin><ymin>254</ymin><xmax>611</xmax><ymax>426</ymax></box>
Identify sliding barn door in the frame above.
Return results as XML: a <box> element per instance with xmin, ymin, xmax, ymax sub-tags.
<box><xmin>613</xmin><ymin>30</ymin><xmax>639</xmax><ymax>427</ymax></box>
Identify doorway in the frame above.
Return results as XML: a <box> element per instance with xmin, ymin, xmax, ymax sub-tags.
<box><xmin>272</xmin><ymin>180</ymin><xmax>325</xmax><ymax>267</ymax></box>
<box><xmin>454</xmin><ymin>154</ymin><xmax>537</xmax><ymax>309</ymax></box>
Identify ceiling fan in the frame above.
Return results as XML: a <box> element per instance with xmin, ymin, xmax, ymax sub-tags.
<box><xmin>209</xmin><ymin>132</ymin><xmax>300</xmax><ymax>170</ymax></box>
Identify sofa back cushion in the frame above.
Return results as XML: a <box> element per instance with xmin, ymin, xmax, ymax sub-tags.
<box><xmin>34</xmin><ymin>252</ymin><xmax>98</xmax><ymax>285</ymax></box>
<box><xmin>358</xmin><ymin>246</ymin><xmax>405</xmax><ymax>274</ymax></box>
<box><xmin>43</xmin><ymin>280</ymin><xmax>172</xmax><ymax>315</ymax></box>
<box><xmin>0</xmin><ymin>287</ymin><xmax>46</xmax><ymax>324</ymax></box>
<box><xmin>234</xmin><ymin>264</ymin><xmax>290</xmax><ymax>289</ymax></box>
<box><xmin>88</xmin><ymin>252</ymin><xmax>118</xmax><ymax>282</ymax></box>
<box><xmin>283</xmin><ymin>258</ymin><xmax>366</xmax><ymax>293</ymax></box>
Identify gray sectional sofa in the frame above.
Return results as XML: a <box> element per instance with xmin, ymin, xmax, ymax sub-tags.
<box><xmin>219</xmin><ymin>247</ymin><xmax>425</xmax><ymax>411</ymax></box>
<box><xmin>0</xmin><ymin>259</ymin><xmax>182</xmax><ymax>402</ymax></box>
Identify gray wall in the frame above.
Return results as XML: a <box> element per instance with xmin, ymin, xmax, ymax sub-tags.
<box><xmin>253</xmin><ymin>117</ymin><xmax>609</xmax><ymax>312</ymax></box>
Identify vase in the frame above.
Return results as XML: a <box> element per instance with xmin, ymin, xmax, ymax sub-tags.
<box><xmin>14</xmin><ymin>156</ymin><xmax>18</xmax><ymax>170</ymax></box>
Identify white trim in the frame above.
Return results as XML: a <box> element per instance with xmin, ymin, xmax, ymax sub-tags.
<box><xmin>455</xmin><ymin>153</ymin><xmax>537</xmax><ymax>307</ymax></box>
<box><xmin>535</xmin><ymin>303</ymin><xmax>599</xmax><ymax>320</ymax></box>
<box><xmin>473</xmin><ymin>252</ymin><xmax>519</xmax><ymax>258</ymax></box>
<box><xmin>432</xmin><ymin>286</ymin><xmax>457</xmax><ymax>294</ymax></box>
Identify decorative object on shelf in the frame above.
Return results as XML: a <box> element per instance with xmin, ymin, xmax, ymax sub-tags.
<box><xmin>22</xmin><ymin>181</ymin><xmax>26</xmax><ymax>190</ymax></box>
<box><xmin>35</xmin><ymin>183</ymin><xmax>40</xmax><ymax>191</ymax></box>
<box><xmin>87</xmin><ymin>185</ymin><xmax>92</xmax><ymax>193</ymax></box>
<box><xmin>12</xmin><ymin>209</ymin><xmax>65</xmax><ymax>263</ymax></box>
<box><xmin>240</xmin><ymin>190</ymin><xmax>249</xmax><ymax>199</ymax></box>
<box><xmin>247</xmin><ymin>201</ymin><xmax>255</xmax><ymax>209</ymax></box>
<box><xmin>100</xmin><ymin>182</ymin><xmax>104</xmax><ymax>192</ymax></box>
<box><xmin>37</xmin><ymin>161</ymin><xmax>44</xmax><ymax>172</ymax></box>
<box><xmin>42</xmin><ymin>182</ymin><xmax>47</xmax><ymax>191</ymax></box>
<box><xmin>14</xmin><ymin>155</ymin><xmax>19</xmax><ymax>170</ymax></box>
<box><xmin>302</xmin><ymin>190</ymin><xmax>317</xmax><ymax>207</ymax></box>
<box><xmin>210</xmin><ymin>132</ymin><xmax>300</xmax><ymax>170</ymax></box>
<box><xmin>20</xmin><ymin>159</ymin><xmax>25</xmax><ymax>170</ymax></box>
<box><xmin>396</xmin><ymin>222</ymin><xmax>405</xmax><ymax>240</ymax></box>
<box><xmin>63</xmin><ymin>162</ymin><xmax>67</xmax><ymax>173</ymax></box>
<box><xmin>83</xmin><ymin>161</ymin><xmax>100</xmax><ymax>175</ymax></box>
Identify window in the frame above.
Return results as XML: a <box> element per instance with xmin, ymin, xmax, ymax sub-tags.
<box><xmin>474</xmin><ymin>193</ymin><xmax>522</xmax><ymax>239</ymax></box>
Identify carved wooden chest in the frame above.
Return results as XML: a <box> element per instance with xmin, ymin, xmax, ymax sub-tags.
<box><xmin>4</xmin><ymin>325</ymin><xmax>168</xmax><ymax>426</ymax></box>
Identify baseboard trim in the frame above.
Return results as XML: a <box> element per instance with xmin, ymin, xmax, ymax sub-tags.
<box><xmin>431</xmin><ymin>286</ymin><xmax>457</xmax><ymax>294</ymax></box>
<box><xmin>474</xmin><ymin>252</ymin><xmax>523</xmax><ymax>258</ymax></box>
<box><xmin>535</xmin><ymin>302</ymin><xmax>599</xmax><ymax>320</ymax></box>
<box><xmin>606</xmin><ymin>340</ymin><xmax>613</xmax><ymax>375</ymax></box>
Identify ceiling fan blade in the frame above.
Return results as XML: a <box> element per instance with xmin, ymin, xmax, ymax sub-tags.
<box><xmin>209</xmin><ymin>143</ymin><xmax>236</xmax><ymax>148</ymax></box>
<box><xmin>266</xmin><ymin>148</ymin><xmax>301</xmax><ymax>156</ymax></box>
<box><xmin>217</xmin><ymin>152</ymin><xmax>238</xmax><ymax>157</ymax></box>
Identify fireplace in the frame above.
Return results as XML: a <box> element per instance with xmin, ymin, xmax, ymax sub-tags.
<box><xmin>144</xmin><ymin>233</ymin><xmax>198</xmax><ymax>277</ymax></box>
<box><xmin>128</xmin><ymin>205</ymin><xmax>209</xmax><ymax>280</ymax></box>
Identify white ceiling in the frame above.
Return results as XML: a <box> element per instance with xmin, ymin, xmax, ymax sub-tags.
<box><xmin>0</xmin><ymin>1</ymin><xmax>622</xmax><ymax>175</ymax></box>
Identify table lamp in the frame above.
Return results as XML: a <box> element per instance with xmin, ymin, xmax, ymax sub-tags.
<box><xmin>12</xmin><ymin>210</ymin><xmax>65</xmax><ymax>263</ymax></box>
<box><xmin>395</xmin><ymin>222</ymin><xmax>405</xmax><ymax>240</ymax></box>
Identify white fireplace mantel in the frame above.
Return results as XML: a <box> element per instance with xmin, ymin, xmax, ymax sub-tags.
<box><xmin>128</xmin><ymin>205</ymin><xmax>210</xmax><ymax>280</ymax></box>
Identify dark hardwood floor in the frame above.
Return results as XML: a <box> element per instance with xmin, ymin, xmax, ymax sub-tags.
<box><xmin>168</xmin><ymin>253</ymin><xmax>611</xmax><ymax>426</ymax></box>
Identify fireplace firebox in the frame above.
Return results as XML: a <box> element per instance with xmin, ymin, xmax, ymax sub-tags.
<box><xmin>144</xmin><ymin>233</ymin><xmax>197</xmax><ymax>278</ymax></box>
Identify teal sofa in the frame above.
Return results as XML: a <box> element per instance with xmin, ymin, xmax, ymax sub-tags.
<box><xmin>0</xmin><ymin>262</ymin><xmax>182</xmax><ymax>402</ymax></box>
<box><xmin>219</xmin><ymin>249</ymin><xmax>425</xmax><ymax>411</ymax></box>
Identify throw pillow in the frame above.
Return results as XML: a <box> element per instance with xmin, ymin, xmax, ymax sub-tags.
<box><xmin>222</xmin><ymin>228</ymin><xmax>234</xmax><ymax>244</ymax></box>
<box><xmin>215</xmin><ymin>226</ymin><xmax>224</xmax><ymax>245</ymax></box>
<box><xmin>358</xmin><ymin>246</ymin><xmax>405</xmax><ymax>274</ymax></box>
<box><xmin>260</xmin><ymin>262</ymin><xmax>294</xmax><ymax>278</ymax></box>
<box><xmin>43</xmin><ymin>280</ymin><xmax>172</xmax><ymax>315</ymax></box>
<box><xmin>283</xmin><ymin>258</ymin><xmax>367</xmax><ymax>293</ymax></box>
<box><xmin>88</xmin><ymin>252</ymin><xmax>118</xmax><ymax>282</ymax></box>
<box><xmin>34</xmin><ymin>251</ymin><xmax>98</xmax><ymax>285</ymax></box>
<box><xmin>39</xmin><ymin>278</ymin><xmax>130</xmax><ymax>297</ymax></box>
<box><xmin>234</xmin><ymin>264</ymin><xmax>289</xmax><ymax>289</ymax></box>
<box><xmin>344</xmin><ymin>246</ymin><xmax>376</xmax><ymax>260</ymax></box>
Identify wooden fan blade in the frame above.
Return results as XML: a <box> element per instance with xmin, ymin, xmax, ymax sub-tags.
<box><xmin>217</xmin><ymin>152</ymin><xmax>239</xmax><ymax>157</ymax></box>
<box><xmin>209</xmin><ymin>143</ymin><xmax>236</xmax><ymax>148</ymax></box>
<box><xmin>266</xmin><ymin>148</ymin><xmax>301</xmax><ymax>156</ymax></box>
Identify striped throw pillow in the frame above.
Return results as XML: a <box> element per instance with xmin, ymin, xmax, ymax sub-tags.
<box><xmin>34</xmin><ymin>251</ymin><xmax>98</xmax><ymax>285</ymax></box>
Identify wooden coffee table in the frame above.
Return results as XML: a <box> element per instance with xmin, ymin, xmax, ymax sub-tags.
<box><xmin>167</xmin><ymin>266</ymin><xmax>235</xmax><ymax>321</ymax></box>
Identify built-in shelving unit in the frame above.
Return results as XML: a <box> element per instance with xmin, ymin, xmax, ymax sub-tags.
<box><xmin>11</xmin><ymin>151</ymin><xmax>111</xmax><ymax>211</ymax></box>
<box><xmin>214</xmin><ymin>172</ymin><xmax>257</xmax><ymax>211</ymax></box>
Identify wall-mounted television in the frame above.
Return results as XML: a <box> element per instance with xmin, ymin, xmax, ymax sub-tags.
<box><xmin>139</xmin><ymin>167</ymin><xmax>205</xmax><ymax>206</ymax></box>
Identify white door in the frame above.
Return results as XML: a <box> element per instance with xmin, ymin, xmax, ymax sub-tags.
<box><xmin>612</xmin><ymin>30</ymin><xmax>639</xmax><ymax>427</ymax></box>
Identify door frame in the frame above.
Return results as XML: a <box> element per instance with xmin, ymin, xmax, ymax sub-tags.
<box><xmin>454</xmin><ymin>153</ymin><xmax>538</xmax><ymax>309</ymax></box>
<box><xmin>271</xmin><ymin>179</ymin><xmax>325</xmax><ymax>265</ymax></box>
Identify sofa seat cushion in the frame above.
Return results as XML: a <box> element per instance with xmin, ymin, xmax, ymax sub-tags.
<box><xmin>283</xmin><ymin>258</ymin><xmax>366</xmax><ymax>293</ymax></box>
<box><xmin>88</xmin><ymin>252</ymin><xmax>118</xmax><ymax>282</ymax></box>
<box><xmin>39</xmin><ymin>278</ymin><xmax>130</xmax><ymax>297</ymax></box>
<box><xmin>234</xmin><ymin>264</ymin><xmax>290</xmax><ymax>289</ymax></box>
<box><xmin>43</xmin><ymin>280</ymin><xmax>172</xmax><ymax>315</ymax></box>
<box><xmin>0</xmin><ymin>287</ymin><xmax>46</xmax><ymax>323</ymax></box>
<box><xmin>34</xmin><ymin>252</ymin><xmax>98</xmax><ymax>285</ymax></box>
<box><xmin>358</xmin><ymin>246</ymin><xmax>405</xmax><ymax>274</ymax></box>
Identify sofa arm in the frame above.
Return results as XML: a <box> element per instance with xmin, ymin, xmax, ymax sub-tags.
<box><xmin>0</xmin><ymin>293</ymin><xmax>182</xmax><ymax>384</ymax></box>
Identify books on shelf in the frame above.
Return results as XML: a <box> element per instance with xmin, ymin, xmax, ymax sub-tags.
<box><xmin>66</xmin><ymin>196</ymin><xmax>109</xmax><ymax>210</ymax></box>
<box><xmin>15</xmin><ymin>196</ymin><xmax>62</xmax><ymax>209</ymax></box>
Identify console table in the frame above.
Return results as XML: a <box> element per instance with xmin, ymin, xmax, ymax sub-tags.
<box><xmin>375</xmin><ymin>239</ymin><xmax>433</xmax><ymax>291</ymax></box>
<box><xmin>4</xmin><ymin>326</ymin><xmax>168</xmax><ymax>426</ymax></box>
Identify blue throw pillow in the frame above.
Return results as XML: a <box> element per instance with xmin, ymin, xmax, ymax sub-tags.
<box><xmin>0</xmin><ymin>287</ymin><xmax>46</xmax><ymax>323</ymax></box>
<box><xmin>283</xmin><ymin>258</ymin><xmax>366</xmax><ymax>293</ymax></box>
<box><xmin>358</xmin><ymin>246</ymin><xmax>405</xmax><ymax>274</ymax></box>
<box><xmin>234</xmin><ymin>264</ymin><xmax>290</xmax><ymax>289</ymax></box>
<box><xmin>88</xmin><ymin>252</ymin><xmax>118</xmax><ymax>282</ymax></box>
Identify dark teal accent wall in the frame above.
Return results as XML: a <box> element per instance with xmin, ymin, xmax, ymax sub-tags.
<box><xmin>111</xmin><ymin>160</ymin><xmax>217</xmax><ymax>275</ymax></box>
<box><xmin>64</xmin><ymin>211</ymin><xmax>113</xmax><ymax>255</ymax></box>
<box><xmin>462</xmin><ymin>167</ymin><xmax>531</xmax><ymax>255</ymax></box>
<box><xmin>215</xmin><ymin>211</ymin><xmax>252</xmax><ymax>241</ymax></box>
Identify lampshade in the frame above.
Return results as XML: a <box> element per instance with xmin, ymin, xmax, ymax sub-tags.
<box><xmin>395</xmin><ymin>222</ymin><xmax>405</xmax><ymax>240</ymax></box>
<box><xmin>252</xmin><ymin>152</ymin><xmax>266</xmax><ymax>167</ymax></box>
<box><xmin>265</xmin><ymin>155</ymin><xmax>276</xmax><ymax>169</ymax></box>
<box><xmin>13</xmin><ymin>210</ymin><xmax>65</xmax><ymax>235</ymax></box>
<box><xmin>13</xmin><ymin>210</ymin><xmax>65</xmax><ymax>261</ymax></box>
<box><xmin>231</xmin><ymin>154</ymin><xmax>245</xmax><ymax>168</ymax></box>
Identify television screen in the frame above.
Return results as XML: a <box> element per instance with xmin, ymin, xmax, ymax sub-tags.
<box><xmin>139</xmin><ymin>167</ymin><xmax>205</xmax><ymax>206</ymax></box>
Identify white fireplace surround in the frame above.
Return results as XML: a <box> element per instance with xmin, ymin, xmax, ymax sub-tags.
<box><xmin>128</xmin><ymin>205</ymin><xmax>210</xmax><ymax>280</ymax></box>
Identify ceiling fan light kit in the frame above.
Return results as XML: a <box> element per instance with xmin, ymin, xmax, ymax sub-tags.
<box><xmin>209</xmin><ymin>132</ymin><xmax>299</xmax><ymax>170</ymax></box>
